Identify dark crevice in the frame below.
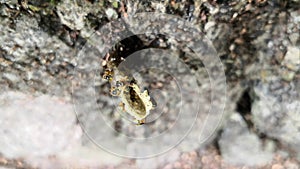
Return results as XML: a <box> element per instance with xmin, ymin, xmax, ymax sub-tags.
<box><xmin>39</xmin><ymin>12</ymin><xmax>64</xmax><ymax>35</ymax></box>
<box><xmin>104</xmin><ymin>34</ymin><xmax>170</xmax><ymax>69</ymax></box>
<box><xmin>236</xmin><ymin>89</ymin><xmax>281</xmax><ymax>145</ymax></box>
<box><xmin>236</xmin><ymin>89</ymin><xmax>254</xmax><ymax>130</ymax></box>
<box><xmin>86</xmin><ymin>14</ymin><xmax>109</xmax><ymax>30</ymax></box>
<box><xmin>212</xmin><ymin>129</ymin><xmax>224</xmax><ymax>155</ymax></box>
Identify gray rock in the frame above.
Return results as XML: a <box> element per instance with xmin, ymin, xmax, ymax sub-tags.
<box><xmin>105</xmin><ymin>8</ymin><xmax>118</xmax><ymax>20</ymax></box>
<box><xmin>281</xmin><ymin>46</ymin><xmax>300</xmax><ymax>71</ymax></box>
<box><xmin>219</xmin><ymin>113</ymin><xmax>274</xmax><ymax>166</ymax></box>
<box><xmin>252</xmin><ymin>80</ymin><xmax>300</xmax><ymax>157</ymax></box>
<box><xmin>56</xmin><ymin>0</ymin><xmax>87</xmax><ymax>30</ymax></box>
<box><xmin>0</xmin><ymin>91</ymin><xmax>125</xmax><ymax>168</ymax></box>
<box><xmin>0</xmin><ymin>91</ymin><xmax>81</xmax><ymax>158</ymax></box>
<box><xmin>0</xmin><ymin>14</ymin><xmax>76</xmax><ymax>98</ymax></box>
<box><xmin>0</xmin><ymin>0</ymin><xmax>299</xmax><ymax>167</ymax></box>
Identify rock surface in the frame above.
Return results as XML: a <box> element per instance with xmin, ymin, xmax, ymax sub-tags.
<box><xmin>0</xmin><ymin>0</ymin><xmax>299</xmax><ymax>168</ymax></box>
<box><xmin>0</xmin><ymin>91</ymin><xmax>80</xmax><ymax>158</ymax></box>
<box><xmin>219</xmin><ymin>113</ymin><xmax>274</xmax><ymax>166</ymax></box>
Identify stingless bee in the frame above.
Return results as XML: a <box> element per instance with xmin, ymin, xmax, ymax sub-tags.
<box><xmin>102</xmin><ymin>56</ymin><xmax>154</xmax><ymax>125</ymax></box>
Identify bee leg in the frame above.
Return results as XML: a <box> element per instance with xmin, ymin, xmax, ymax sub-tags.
<box><xmin>119</xmin><ymin>102</ymin><xmax>125</xmax><ymax>112</ymax></box>
<box><xmin>110</xmin><ymin>87</ymin><xmax>120</xmax><ymax>96</ymax></box>
<box><xmin>137</xmin><ymin>119</ymin><xmax>145</xmax><ymax>125</ymax></box>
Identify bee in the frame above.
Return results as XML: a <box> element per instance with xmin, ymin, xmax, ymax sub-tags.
<box><xmin>102</xmin><ymin>62</ymin><xmax>153</xmax><ymax>125</ymax></box>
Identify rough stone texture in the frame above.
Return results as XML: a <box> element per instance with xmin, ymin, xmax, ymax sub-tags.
<box><xmin>0</xmin><ymin>14</ymin><xmax>76</xmax><ymax>99</ymax></box>
<box><xmin>219</xmin><ymin>113</ymin><xmax>274</xmax><ymax>166</ymax></box>
<box><xmin>0</xmin><ymin>0</ymin><xmax>299</xmax><ymax>168</ymax></box>
<box><xmin>252</xmin><ymin>78</ymin><xmax>300</xmax><ymax>158</ymax></box>
<box><xmin>56</xmin><ymin>0</ymin><xmax>87</xmax><ymax>30</ymax></box>
<box><xmin>0</xmin><ymin>91</ymin><xmax>81</xmax><ymax>158</ymax></box>
<box><xmin>0</xmin><ymin>91</ymin><xmax>123</xmax><ymax>168</ymax></box>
